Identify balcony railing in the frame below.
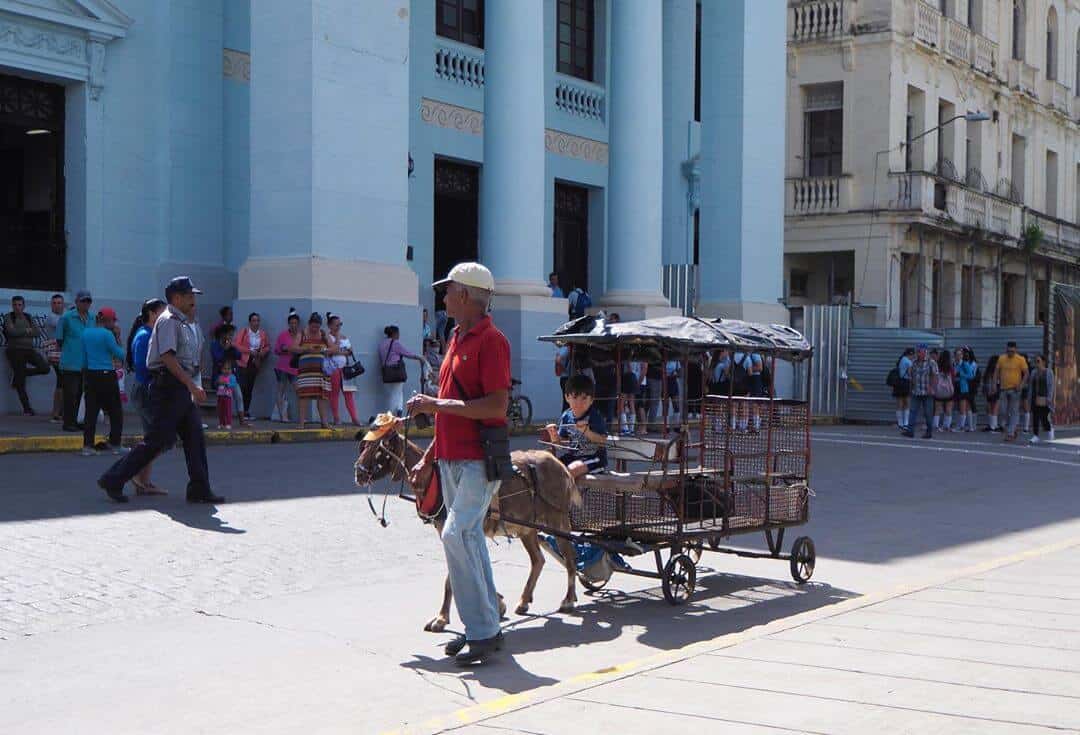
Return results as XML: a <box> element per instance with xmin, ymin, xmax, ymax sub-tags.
<box><xmin>1049</xmin><ymin>79</ymin><xmax>1070</xmax><ymax>114</ymax></box>
<box><xmin>553</xmin><ymin>75</ymin><xmax>605</xmax><ymax>122</ymax></box>
<box><xmin>892</xmin><ymin>171</ymin><xmax>1022</xmax><ymax>239</ymax></box>
<box><xmin>914</xmin><ymin>0</ymin><xmax>940</xmax><ymax>48</ymax></box>
<box><xmin>1025</xmin><ymin>209</ymin><xmax>1080</xmax><ymax>253</ymax></box>
<box><xmin>1007</xmin><ymin>59</ymin><xmax>1038</xmax><ymax>98</ymax></box>
<box><xmin>942</xmin><ymin>16</ymin><xmax>971</xmax><ymax>64</ymax></box>
<box><xmin>786</xmin><ymin>176</ymin><xmax>851</xmax><ymax>215</ymax></box>
<box><xmin>789</xmin><ymin>0</ymin><xmax>850</xmax><ymax>42</ymax></box>
<box><xmin>434</xmin><ymin>40</ymin><xmax>485</xmax><ymax>88</ymax></box>
<box><xmin>973</xmin><ymin>34</ymin><xmax>996</xmax><ymax>74</ymax></box>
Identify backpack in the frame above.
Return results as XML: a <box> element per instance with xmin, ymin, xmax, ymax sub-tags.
<box><xmin>886</xmin><ymin>367</ymin><xmax>900</xmax><ymax>388</ymax></box>
<box><xmin>568</xmin><ymin>288</ymin><xmax>592</xmax><ymax>319</ymax></box>
<box><xmin>931</xmin><ymin>372</ymin><xmax>954</xmax><ymax>400</ymax></box>
<box><xmin>732</xmin><ymin>353</ymin><xmax>752</xmax><ymax>393</ymax></box>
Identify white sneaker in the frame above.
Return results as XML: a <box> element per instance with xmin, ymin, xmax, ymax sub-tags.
<box><xmin>1049</xmin><ymin>429</ymin><xmax>1056</xmax><ymax>441</ymax></box>
<box><xmin>1029</xmin><ymin>435</ymin><xmax>1040</xmax><ymax>444</ymax></box>
<box><xmin>110</xmin><ymin>445</ymin><xmax>130</xmax><ymax>455</ymax></box>
<box><xmin>80</xmin><ymin>446</ymin><xmax>98</xmax><ymax>456</ymax></box>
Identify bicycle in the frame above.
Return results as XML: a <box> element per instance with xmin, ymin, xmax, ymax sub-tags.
<box><xmin>506</xmin><ymin>378</ymin><xmax>533</xmax><ymax>428</ymax></box>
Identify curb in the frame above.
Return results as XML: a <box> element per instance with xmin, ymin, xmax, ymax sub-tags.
<box><xmin>0</xmin><ymin>423</ymin><xmax>548</xmax><ymax>455</ymax></box>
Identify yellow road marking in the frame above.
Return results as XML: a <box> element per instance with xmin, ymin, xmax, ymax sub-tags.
<box><xmin>381</xmin><ymin>535</ymin><xmax>1080</xmax><ymax>735</ymax></box>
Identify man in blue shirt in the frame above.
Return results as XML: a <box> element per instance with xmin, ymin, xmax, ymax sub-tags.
<box><xmin>548</xmin><ymin>272</ymin><xmax>564</xmax><ymax>298</ymax></box>
<box><xmin>55</xmin><ymin>289</ymin><xmax>95</xmax><ymax>432</ymax></box>
<box><xmin>79</xmin><ymin>306</ymin><xmax>125</xmax><ymax>456</ymax></box>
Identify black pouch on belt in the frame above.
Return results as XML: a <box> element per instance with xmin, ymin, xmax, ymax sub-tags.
<box><xmin>452</xmin><ymin>373</ymin><xmax>513</xmax><ymax>481</ymax></box>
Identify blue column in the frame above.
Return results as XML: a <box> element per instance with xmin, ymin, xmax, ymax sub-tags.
<box><xmin>603</xmin><ymin>0</ymin><xmax>670</xmax><ymax>310</ymax></box>
<box><xmin>663</xmin><ymin>0</ymin><xmax>697</xmax><ymax>267</ymax></box>
<box><xmin>698</xmin><ymin>0</ymin><xmax>786</xmax><ymax>322</ymax></box>
<box><xmin>479</xmin><ymin>0</ymin><xmax>546</xmax><ymax>296</ymax></box>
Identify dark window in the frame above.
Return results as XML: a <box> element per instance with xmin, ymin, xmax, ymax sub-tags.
<box><xmin>804</xmin><ymin>108</ymin><xmax>843</xmax><ymax>177</ymax></box>
<box><xmin>1012</xmin><ymin>0</ymin><xmax>1025</xmax><ymax>61</ymax></box>
<box><xmin>905</xmin><ymin>114</ymin><xmax>914</xmax><ymax>171</ymax></box>
<box><xmin>436</xmin><ymin>0</ymin><xmax>484</xmax><ymax>48</ymax></box>
<box><xmin>433</xmin><ymin>159</ymin><xmax>479</xmax><ymax>312</ymax></box>
<box><xmin>0</xmin><ymin>73</ymin><xmax>66</xmax><ymax>291</ymax></box>
<box><xmin>553</xmin><ymin>182</ymin><xmax>589</xmax><ymax>294</ymax></box>
<box><xmin>557</xmin><ymin>0</ymin><xmax>594</xmax><ymax>81</ymax></box>
<box><xmin>789</xmin><ymin>271</ymin><xmax>809</xmax><ymax>298</ymax></box>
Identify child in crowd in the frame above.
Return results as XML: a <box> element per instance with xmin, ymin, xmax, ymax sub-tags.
<box><xmin>216</xmin><ymin>358</ymin><xmax>240</xmax><ymax>429</ymax></box>
<box><xmin>544</xmin><ymin>374</ymin><xmax>608</xmax><ymax>482</ymax></box>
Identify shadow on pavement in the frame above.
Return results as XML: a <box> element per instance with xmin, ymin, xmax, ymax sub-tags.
<box><xmin>399</xmin><ymin>569</ymin><xmax>854</xmax><ymax>696</ymax></box>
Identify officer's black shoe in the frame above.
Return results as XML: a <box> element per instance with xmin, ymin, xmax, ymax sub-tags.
<box><xmin>186</xmin><ymin>492</ymin><xmax>226</xmax><ymax>504</ymax></box>
<box><xmin>453</xmin><ymin>632</ymin><xmax>504</xmax><ymax>666</ymax></box>
<box><xmin>97</xmin><ymin>478</ymin><xmax>128</xmax><ymax>504</ymax></box>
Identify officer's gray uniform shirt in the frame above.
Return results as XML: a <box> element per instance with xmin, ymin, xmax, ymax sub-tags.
<box><xmin>146</xmin><ymin>305</ymin><xmax>203</xmax><ymax>377</ymax></box>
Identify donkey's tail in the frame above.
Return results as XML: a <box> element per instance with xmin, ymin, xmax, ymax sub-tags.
<box><xmin>567</xmin><ymin>474</ymin><xmax>582</xmax><ymax>509</ymax></box>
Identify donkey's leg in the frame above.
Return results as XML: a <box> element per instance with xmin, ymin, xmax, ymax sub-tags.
<box><xmin>425</xmin><ymin>574</ymin><xmax>453</xmax><ymax>632</ymax></box>
<box><xmin>555</xmin><ymin>537</ymin><xmax>578</xmax><ymax>613</ymax></box>
<box><xmin>515</xmin><ymin>531</ymin><xmax>546</xmax><ymax>615</ymax></box>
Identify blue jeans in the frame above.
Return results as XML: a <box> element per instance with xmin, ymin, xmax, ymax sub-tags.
<box><xmin>1002</xmin><ymin>388</ymin><xmax>1021</xmax><ymax>435</ymax></box>
<box><xmin>908</xmin><ymin>395</ymin><xmax>934</xmax><ymax>435</ymax></box>
<box><xmin>439</xmin><ymin>459</ymin><xmax>501</xmax><ymax>641</ymax></box>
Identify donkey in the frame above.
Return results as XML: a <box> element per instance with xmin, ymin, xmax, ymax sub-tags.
<box><xmin>354</xmin><ymin>424</ymin><xmax>581</xmax><ymax>633</ymax></box>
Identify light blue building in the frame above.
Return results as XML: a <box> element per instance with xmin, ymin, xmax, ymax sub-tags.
<box><xmin>0</xmin><ymin>0</ymin><xmax>785</xmax><ymax>419</ymax></box>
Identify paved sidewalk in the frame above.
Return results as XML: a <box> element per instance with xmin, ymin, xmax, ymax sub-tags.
<box><xmin>400</xmin><ymin>540</ymin><xmax>1080</xmax><ymax>735</ymax></box>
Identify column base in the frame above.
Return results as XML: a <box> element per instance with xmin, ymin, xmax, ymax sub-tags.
<box><xmin>696</xmin><ymin>300</ymin><xmax>791</xmax><ymax>326</ymax></box>
<box><xmin>494</xmin><ymin>279</ymin><xmax>552</xmax><ymax>298</ymax></box>
<box><xmin>598</xmin><ymin>290</ymin><xmax>680</xmax><ymax>321</ymax></box>
<box><xmin>236</xmin><ymin>256</ymin><xmax>420</xmax><ymax>422</ymax></box>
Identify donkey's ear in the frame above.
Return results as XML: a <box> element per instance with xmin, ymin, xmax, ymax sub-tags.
<box><xmin>354</xmin><ymin>430</ymin><xmax>365</xmax><ymax>442</ymax></box>
<box><xmin>393</xmin><ymin>418</ymin><xmax>406</xmax><ymax>432</ymax></box>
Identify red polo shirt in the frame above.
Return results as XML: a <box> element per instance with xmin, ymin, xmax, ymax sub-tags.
<box><xmin>434</xmin><ymin>315</ymin><xmax>511</xmax><ymax>461</ymax></box>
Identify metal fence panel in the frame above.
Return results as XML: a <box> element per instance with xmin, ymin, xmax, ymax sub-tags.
<box><xmin>792</xmin><ymin>305</ymin><xmax>849</xmax><ymax>417</ymax></box>
<box><xmin>844</xmin><ymin>329</ymin><xmax>944</xmax><ymax>422</ymax></box>
<box><xmin>941</xmin><ymin>327</ymin><xmax>1044</xmax><ymax>368</ymax></box>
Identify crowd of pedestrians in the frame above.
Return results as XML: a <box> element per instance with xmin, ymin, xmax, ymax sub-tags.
<box><xmin>3</xmin><ymin>285</ymin><xmax>438</xmax><ymax>436</ymax></box>
<box><xmin>889</xmin><ymin>340</ymin><xmax>1055</xmax><ymax>443</ymax></box>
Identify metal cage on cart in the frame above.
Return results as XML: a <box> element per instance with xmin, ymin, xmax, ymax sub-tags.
<box><xmin>515</xmin><ymin>315</ymin><xmax>819</xmax><ymax>605</ymax></box>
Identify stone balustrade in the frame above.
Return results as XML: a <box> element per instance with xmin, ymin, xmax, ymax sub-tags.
<box><xmin>786</xmin><ymin>176</ymin><xmax>848</xmax><ymax>215</ymax></box>
<box><xmin>789</xmin><ymin>0</ymin><xmax>848</xmax><ymax>42</ymax></box>
<box><xmin>942</xmin><ymin>16</ymin><xmax>970</xmax><ymax>63</ymax></box>
<box><xmin>1026</xmin><ymin>210</ymin><xmax>1080</xmax><ymax>253</ymax></box>
<box><xmin>892</xmin><ymin>171</ymin><xmax>1021</xmax><ymax>239</ymax></box>
<box><xmin>1007</xmin><ymin>59</ymin><xmax>1038</xmax><ymax>98</ymax></box>
<box><xmin>973</xmin><ymin>33</ymin><xmax>996</xmax><ymax>74</ymax></box>
<box><xmin>1050</xmin><ymin>80</ymin><xmax>1070</xmax><ymax>115</ymax></box>
<box><xmin>553</xmin><ymin>75</ymin><xmax>605</xmax><ymax>122</ymax></box>
<box><xmin>434</xmin><ymin>40</ymin><xmax>485</xmax><ymax>88</ymax></box>
<box><xmin>914</xmin><ymin>0</ymin><xmax>941</xmax><ymax>48</ymax></box>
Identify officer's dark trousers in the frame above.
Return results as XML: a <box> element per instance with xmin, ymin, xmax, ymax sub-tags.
<box><xmin>100</xmin><ymin>373</ymin><xmax>211</xmax><ymax>495</ymax></box>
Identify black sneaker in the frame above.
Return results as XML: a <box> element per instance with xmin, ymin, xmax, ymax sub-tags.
<box><xmin>96</xmin><ymin>478</ymin><xmax>128</xmax><ymax>503</ymax></box>
<box><xmin>444</xmin><ymin>634</ymin><xmax>467</xmax><ymax>657</ymax></box>
<box><xmin>453</xmin><ymin>632</ymin><xmax>504</xmax><ymax>665</ymax></box>
<box><xmin>186</xmin><ymin>492</ymin><xmax>226</xmax><ymax>504</ymax></box>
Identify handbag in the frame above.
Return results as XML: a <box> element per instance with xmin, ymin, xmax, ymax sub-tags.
<box><xmin>343</xmin><ymin>354</ymin><xmax>366</xmax><ymax>380</ymax></box>
<box><xmin>381</xmin><ymin>339</ymin><xmax>407</xmax><ymax>384</ymax></box>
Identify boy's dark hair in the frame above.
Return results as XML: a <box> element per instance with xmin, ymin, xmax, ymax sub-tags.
<box><xmin>222</xmin><ymin>346</ymin><xmax>240</xmax><ymax>366</ymax></box>
<box><xmin>214</xmin><ymin>323</ymin><xmax>236</xmax><ymax>341</ymax></box>
<box><xmin>564</xmin><ymin>374</ymin><xmax>595</xmax><ymax>397</ymax></box>
<box><xmin>1007</xmin><ymin>340</ymin><xmax>1017</xmax><ymax>348</ymax></box>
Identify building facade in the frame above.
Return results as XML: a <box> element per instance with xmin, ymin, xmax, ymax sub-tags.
<box><xmin>0</xmin><ymin>0</ymin><xmax>786</xmax><ymax>419</ymax></box>
<box><xmin>785</xmin><ymin>0</ymin><xmax>1080</xmax><ymax>328</ymax></box>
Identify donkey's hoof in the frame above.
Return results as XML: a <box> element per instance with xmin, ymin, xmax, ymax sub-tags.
<box><xmin>514</xmin><ymin>602</ymin><xmax>531</xmax><ymax>616</ymax></box>
<box><xmin>424</xmin><ymin>616</ymin><xmax>448</xmax><ymax>633</ymax></box>
<box><xmin>498</xmin><ymin>595</ymin><xmax>508</xmax><ymax>618</ymax></box>
<box><xmin>558</xmin><ymin>600</ymin><xmax>576</xmax><ymax>614</ymax></box>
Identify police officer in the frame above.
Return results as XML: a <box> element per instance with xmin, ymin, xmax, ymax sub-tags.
<box><xmin>98</xmin><ymin>277</ymin><xmax>225</xmax><ymax>504</ymax></box>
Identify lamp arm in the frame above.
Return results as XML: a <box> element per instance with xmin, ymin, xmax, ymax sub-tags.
<box><xmin>903</xmin><ymin>114</ymin><xmax>967</xmax><ymax>148</ymax></box>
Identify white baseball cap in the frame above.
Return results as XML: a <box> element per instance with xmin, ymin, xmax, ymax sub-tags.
<box><xmin>431</xmin><ymin>262</ymin><xmax>496</xmax><ymax>292</ymax></box>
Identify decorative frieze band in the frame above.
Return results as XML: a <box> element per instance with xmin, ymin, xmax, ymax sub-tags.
<box><xmin>0</xmin><ymin>21</ymin><xmax>86</xmax><ymax>61</ymax></box>
<box><xmin>419</xmin><ymin>97</ymin><xmax>608</xmax><ymax>164</ymax></box>
<box><xmin>223</xmin><ymin>48</ymin><xmax>250</xmax><ymax>83</ymax></box>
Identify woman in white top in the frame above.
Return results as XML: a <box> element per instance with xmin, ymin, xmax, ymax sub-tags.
<box><xmin>326</xmin><ymin>313</ymin><xmax>360</xmax><ymax>425</ymax></box>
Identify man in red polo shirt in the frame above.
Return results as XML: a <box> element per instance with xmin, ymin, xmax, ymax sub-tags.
<box><xmin>408</xmin><ymin>262</ymin><xmax>511</xmax><ymax>665</ymax></box>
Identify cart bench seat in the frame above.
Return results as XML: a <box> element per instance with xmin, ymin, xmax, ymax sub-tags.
<box><xmin>580</xmin><ymin>467</ymin><xmax>723</xmax><ymax>494</ymax></box>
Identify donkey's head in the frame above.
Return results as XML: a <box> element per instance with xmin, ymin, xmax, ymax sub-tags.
<box><xmin>353</xmin><ymin>415</ymin><xmax>408</xmax><ymax>487</ymax></box>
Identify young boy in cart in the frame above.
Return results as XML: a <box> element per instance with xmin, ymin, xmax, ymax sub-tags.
<box><xmin>544</xmin><ymin>374</ymin><xmax>608</xmax><ymax>481</ymax></box>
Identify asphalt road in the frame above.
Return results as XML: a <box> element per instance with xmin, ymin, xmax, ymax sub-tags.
<box><xmin>1</xmin><ymin>426</ymin><xmax>1079</xmax><ymax>733</ymax></box>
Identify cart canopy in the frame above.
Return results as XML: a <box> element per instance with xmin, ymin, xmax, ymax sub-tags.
<box><xmin>538</xmin><ymin>314</ymin><xmax>812</xmax><ymax>362</ymax></box>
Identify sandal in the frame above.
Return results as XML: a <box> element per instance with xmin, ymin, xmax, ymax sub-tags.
<box><xmin>132</xmin><ymin>479</ymin><xmax>168</xmax><ymax>496</ymax></box>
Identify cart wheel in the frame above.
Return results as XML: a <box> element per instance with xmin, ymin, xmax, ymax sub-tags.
<box><xmin>578</xmin><ymin>572</ymin><xmax>609</xmax><ymax>594</ymax></box>
<box><xmin>662</xmin><ymin>554</ymin><xmax>697</xmax><ymax>605</ymax></box>
<box><xmin>789</xmin><ymin>536</ymin><xmax>816</xmax><ymax>584</ymax></box>
<box><xmin>707</xmin><ymin>535</ymin><xmax>721</xmax><ymax>551</ymax></box>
